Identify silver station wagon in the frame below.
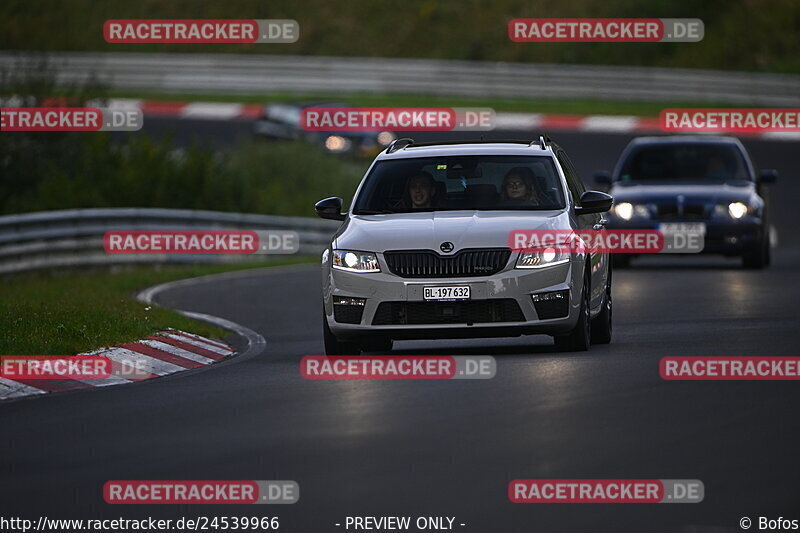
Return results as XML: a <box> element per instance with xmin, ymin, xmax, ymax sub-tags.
<box><xmin>315</xmin><ymin>137</ymin><xmax>614</xmax><ymax>354</ymax></box>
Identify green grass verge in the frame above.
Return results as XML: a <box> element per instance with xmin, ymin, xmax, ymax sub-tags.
<box><xmin>103</xmin><ymin>89</ymin><xmax>727</xmax><ymax>117</ymax></box>
<box><xmin>0</xmin><ymin>259</ymin><xmax>314</xmax><ymax>356</ymax></box>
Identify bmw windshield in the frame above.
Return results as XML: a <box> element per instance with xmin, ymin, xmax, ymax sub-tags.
<box><xmin>618</xmin><ymin>143</ymin><xmax>752</xmax><ymax>184</ymax></box>
<box><xmin>352</xmin><ymin>155</ymin><xmax>566</xmax><ymax>214</ymax></box>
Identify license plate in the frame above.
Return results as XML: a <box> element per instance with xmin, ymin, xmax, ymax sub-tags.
<box><xmin>658</xmin><ymin>222</ymin><xmax>706</xmax><ymax>235</ymax></box>
<box><xmin>424</xmin><ymin>286</ymin><xmax>470</xmax><ymax>301</ymax></box>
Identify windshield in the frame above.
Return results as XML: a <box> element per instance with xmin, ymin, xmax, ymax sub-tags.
<box><xmin>353</xmin><ymin>155</ymin><xmax>566</xmax><ymax>214</ymax></box>
<box><xmin>618</xmin><ymin>143</ymin><xmax>751</xmax><ymax>183</ymax></box>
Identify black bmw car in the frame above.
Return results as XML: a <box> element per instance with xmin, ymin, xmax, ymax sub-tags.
<box><xmin>596</xmin><ymin>136</ymin><xmax>777</xmax><ymax>269</ymax></box>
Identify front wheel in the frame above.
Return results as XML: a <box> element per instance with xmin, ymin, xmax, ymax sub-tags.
<box><xmin>590</xmin><ymin>269</ymin><xmax>612</xmax><ymax>345</ymax></box>
<box><xmin>554</xmin><ymin>274</ymin><xmax>591</xmax><ymax>352</ymax></box>
<box><xmin>323</xmin><ymin>308</ymin><xmax>362</xmax><ymax>355</ymax></box>
<box><xmin>742</xmin><ymin>236</ymin><xmax>769</xmax><ymax>269</ymax></box>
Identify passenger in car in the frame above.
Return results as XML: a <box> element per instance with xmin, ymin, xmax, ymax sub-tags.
<box><xmin>398</xmin><ymin>171</ymin><xmax>440</xmax><ymax>209</ymax></box>
<box><xmin>499</xmin><ymin>167</ymin><xmax>540</xmax><ymax>206</ymax></box>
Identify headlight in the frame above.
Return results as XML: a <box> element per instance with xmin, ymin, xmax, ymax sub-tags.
<box><xmin>614</xmin><ymin>202</ymin><xmax>633</xmax><ymax>220</ymax></box>
<box><xmin>325</xmin><ymin>135</ymin><xmax>352</xmax><ymax>153</ymax></box>
<box><xmin>376</xmin><ymin>131</ymin><xmax>395</xmax><ymax>146</ymax></box>
<box><xmin>332</xmin><ymin>250</ymin><xmax>381</xmax><ymax>273</ymax></box>
<box><xmin>613</xmin><ymin>202</ymin><xmax>648</xmax><ymax>220</ymax></box>
<box><xmin>728</xmin><ymin>202</ymin><xmax>748</xmax><ymax>219</ymax></box>
<box><xmin>516</xmin><ymin>248</ymin><xmax>570</xmax><ymax>269</ymax></box>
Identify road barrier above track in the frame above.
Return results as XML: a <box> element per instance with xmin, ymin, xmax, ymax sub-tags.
<box><xmin>0</xmin><ymin>208</ymin><xmax>340</xmax><ymax>274</ymax></box>
<box><xmin>2</xmin><ymin>52</ymin><xmax>799</xmax><ymax>105</ymax></box>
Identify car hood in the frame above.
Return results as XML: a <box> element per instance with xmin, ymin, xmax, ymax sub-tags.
<box><xmin>610</xmin><ymin>182</ymin><xmax>756</xmax><ymax>204</ymax></box>
<box><xmin>335</xmin><ymin>210</ymin><xmax>568</xmax><ymax>253</ymax></box>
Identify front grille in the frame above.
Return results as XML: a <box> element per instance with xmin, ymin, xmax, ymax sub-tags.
<box><xmin>334</xmin><ymin>305</ymin><xmax>364</xmax><ymax>324</ymax></box>
<box><xmin>383</xmin><ymin>248</ymin><xmax>510</xmax><ymax>278</ymax></box>
<box><xmin>372</xmin><ymin>299</ymin><xmax>524</xmax><ymax>325</ymax></box>
<box><xmin>656</xmin><ymin>204</ymin><xmax>707</xmax><ymax>220</ymax></box>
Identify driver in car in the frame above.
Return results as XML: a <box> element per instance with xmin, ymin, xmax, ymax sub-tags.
<box><xmin>398</xmin><ymin>171</ymin><xmax>439</xmax><ymax>209</ymax></box>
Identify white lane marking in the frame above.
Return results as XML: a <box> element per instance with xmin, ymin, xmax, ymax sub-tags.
<box><xmin>163</xmin><ymin>333</ymin><xmax>232</xmax><ymax>355</ymax></box>
<box><xmin>170</xmin><ymin>330</ymin><xmax>231</xmax><ymax>351</ymax></box>
<box><xmin>99</xmin><ymin>98</ymin><xmax>144</xmax><ymax>111</ymax></box>
<box><xmin>581</xmin><ymin>115</ymin><xmax>639</xmax><ymax>132</ymax></box>
<box><xmin>180</xmin><ymin>102</ymin><xmax>244</xmax><ymax>120</ymax></box>
<box><xmin>493</xmin><ymin>112</ymin><xmax>541</xmax><ymax>130</ymax></box>
<box><xmin>0</xmin><ymin>377</ymin><xmax>47</xmax><ymax>398</ymax></box>
<box><xmin>761</xmin><ymin>131</ymin><xmax>800</xmax><ymax>140</ymax></box>
<box><xmin>138</xmin><ymin>340</ymin><xmax>216</xmax><ymax>365</ymax></box>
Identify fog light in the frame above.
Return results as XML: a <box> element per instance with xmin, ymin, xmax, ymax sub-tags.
<box><xmin>531</xmin><ymin>290</ymin><xmax>569</xmax><ymax>302</ymax></box>
<box><xmin>333</xmin><ymin>296</ymin><xmax>366</xmax><ymax>306</ymax></box>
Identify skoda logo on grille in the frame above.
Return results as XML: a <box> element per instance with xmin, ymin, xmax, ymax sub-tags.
<box><xmin>440</xmin><ymin>241</ymin><xmax>455</xmax><ymax>253</ymax></box>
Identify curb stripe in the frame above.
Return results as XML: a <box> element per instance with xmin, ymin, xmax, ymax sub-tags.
<box><xmin>120</xmin><ymin>342</ymin><xmax>203</xmax><ymax>369</ymax></box>
<box><xmin>147</xmin><ymin>336</ymin><xmax>227</xmax><ymax>360</ymax></box>
<box><xmin>11</xmin><ymin>378</ymin><xmax>95</xmax><ymax>392</ymax></box>
<box><xmin>170</xmin><ymin>330</ymin><xmax>230</xmax><ymax>351</ymax></box>
<box><xmin>140</xmin><ymin>339</ymin><xmax>218</xmax><ymax>364</ymax></box>
<box><xmin>162</xmin><ymin>333</ymin><xmax>232</xmax><ymax>356</ymax></box>
<box><xmin>110</xmin><ymin>98</ymin><xmax>800</xmax><ymax>141</ymax></box>
<box><xmin>97</xmin><ymin>347</ymin><xmax>186</xmax><ymax>377</ymax></box>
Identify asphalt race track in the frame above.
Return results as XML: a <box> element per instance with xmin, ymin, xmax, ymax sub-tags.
<box><xmin>2</xmin><ymin>126</ymin><xmax>799</xmax><ymax>532</ymax></box>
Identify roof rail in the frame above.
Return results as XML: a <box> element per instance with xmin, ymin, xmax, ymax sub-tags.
<box><xmin>530</xmin><ymin>135</ymin><xmax>551</xmax><ymax>150</ymax></box>
<box><xmin>386</xmin><ymin>137</ymin><xmax>415</xmax><ymax>154</ymax></box>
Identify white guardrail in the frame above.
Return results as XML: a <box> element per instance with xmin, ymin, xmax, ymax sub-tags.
<box><xmin>1</xmin><ymin>51</ymin><xmax>800</xmax><ymax>105</ymax></box>
<box><xmin>0</xmin><ymin>208</ymin><xmax>340</xmax><ymax>274</ymax></box>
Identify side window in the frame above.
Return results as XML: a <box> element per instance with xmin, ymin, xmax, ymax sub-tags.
<box><xmin>556</xmin><ymin>151</ymin><xmax>585</xmax><ymax>206</ymax></box>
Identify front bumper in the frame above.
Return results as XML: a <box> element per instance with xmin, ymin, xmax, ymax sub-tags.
<box><xmin>323</xmin><ymin>255</ymin><xmax>584</xmax><ymax>341</ymax></box>
<box><xmin>607</xmin><ymin>217</ymin><xmax>766</xmax><ymax>255</ymax></box>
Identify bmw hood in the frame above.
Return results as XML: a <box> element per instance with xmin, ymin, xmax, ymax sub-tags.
<box><xmin>610</xmin><ymin>182</ymin><xmax>756</xmax><ymax>205</ymax></box>
<box><xmin>335</xmin><ymin>210</ymin><xmax>568</xmax><ymax>253</ymax></box>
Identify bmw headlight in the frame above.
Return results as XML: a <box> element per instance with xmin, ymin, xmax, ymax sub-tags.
<box><xmin>714</xmin><ymin>202</ymin><xmax>751</xmax><ymax>219</ymax></box>
<box><xmin>332</xmin><ymin>250</ymin><xmax>381</xmax><ymax>273</ymax></box>
<box><xmin>516</xmin><ymin>248</ymin><xmax>570</xmax><ymax>269</ymax></box>
<box><xmin>728</xmin><ymin>202</ymin><xmax>748</xmax><ymax>219</ymax></box>
<box><xmin>613</xmin><ymin>202</ymin><xmax>649</xmax><ymax>220</ymax></box>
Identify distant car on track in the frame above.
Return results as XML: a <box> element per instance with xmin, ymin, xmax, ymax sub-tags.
<box><xmin>253</xmin><ymin>101</ymin><xmax>395</xmax><ymax>157</ymax></box>
<box><xmin>315</xmin><ymin>137</ymin><xmax>614</xmax><ymax>354</ymax></box>
<box><xmin>595</xmin><ymin>136</ymin><xmax>776</xmax><ymax>268</ymax></box>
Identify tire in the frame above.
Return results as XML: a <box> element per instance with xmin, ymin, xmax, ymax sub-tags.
<box><xmin>554</xmin><ymin>273</ymin><xmax>591</xmax><ymax>352</ymax></box>
<box><xmin>590</xmin><ymin>267</ymin><xmax>612</xmax><ymax>345</ymax></box>
<box><xmin>323</xmin><ymin>308</ymin><xmax>362</xmax><ymax>355</ymax></box>
<box><xmin>742</xmin><ymin>236</ymin><xmax>769</xmax><ymax>269</ymax></box>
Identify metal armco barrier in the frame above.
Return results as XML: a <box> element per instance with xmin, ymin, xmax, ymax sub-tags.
<box><xmin>2</xmin><ymin>51</ymin><xmax>800</xmax><ymax>105</ymax></box>
<box><xmin>0</xmin><ymin>208</ymin><xmax>340</xmax><ymax>274</ymax></box>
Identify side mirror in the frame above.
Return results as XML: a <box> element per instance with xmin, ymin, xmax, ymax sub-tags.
<box><xmin>759</xmin><ymin>169</ymin><xmax>778</xmax><ymax>184</ymax></box>
<box><xmin>575</xmin><ymin>191</ymin><xmax>613</xmax><ymax>215</ymax></box>
<box><xmin>594</xmin><ymin>171</ymin><xmax>612</xmax><ymax>185</ymax></box>
<box><xmin>315</xmin><ymin>197</ymin><xmax>346</xmax><ymax>221</ymax></box>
